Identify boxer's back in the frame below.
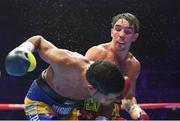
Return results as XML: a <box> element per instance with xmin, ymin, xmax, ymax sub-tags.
<box><xmin>44</xmin><ymin>49</ymin><xmax>90</xmax><ymax>100</ymax></box>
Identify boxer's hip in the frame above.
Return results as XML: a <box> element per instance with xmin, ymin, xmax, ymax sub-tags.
<box><xmin>24</xmin><ymin>74</ymin><xmax>79</xmax><ymax>117</ymax></box>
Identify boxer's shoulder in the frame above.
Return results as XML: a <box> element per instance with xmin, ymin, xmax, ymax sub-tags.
<box><xmin>127</xmin><ymin>53</ymin><xmax>140</xmax><ymax>66</ymax></box>
<box><xmin>85</xmin><ymin>45</ymin><xmax>107</xmax><ymax>60</ymax></box>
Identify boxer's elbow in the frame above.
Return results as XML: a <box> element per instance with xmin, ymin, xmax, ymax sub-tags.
<box><xmin>26</xmin><ymin>35</ymin><xmax>43</xmax><ymax>50</ymax></box>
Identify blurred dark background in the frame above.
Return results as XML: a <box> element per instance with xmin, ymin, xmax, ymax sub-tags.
<box><xmin>0</xmin><ymin>0</ymin><xmax>180</xmax><ymax>119</ymax></box>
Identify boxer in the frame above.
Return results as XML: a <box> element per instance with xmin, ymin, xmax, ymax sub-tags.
<box><xmin>5</xmin><ymin>35</ymin><xmax>129</xmax><ymax>120</ymax></box>
<box><xmin>82</xmin><ymin>12</ymin><xmax>149</xmax><ymax>120</ymax></box>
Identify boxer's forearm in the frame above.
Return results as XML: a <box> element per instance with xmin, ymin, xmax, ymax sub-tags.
<box><xmin>25</xmin><ymin>35</ymin><xmax>57</xmax><ymax>51</ymax></box>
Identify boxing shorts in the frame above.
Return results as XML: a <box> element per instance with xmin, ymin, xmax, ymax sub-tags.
<box><xmin>78</xmin><ymin>98</ymin><xmax>123</xmax><ymax>120</ymax></box>
<box><xmin>24</xmin><ymin>73</ymin><xmax>83</xmax><ymax>120</ymax></box>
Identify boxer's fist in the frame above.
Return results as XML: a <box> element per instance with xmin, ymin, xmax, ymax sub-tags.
<box><xmin>5</xmin><ymin>46</ymin><xmax>36</xmax><ymax>76</ymax></box>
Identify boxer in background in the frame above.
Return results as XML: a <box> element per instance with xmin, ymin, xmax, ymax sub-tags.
<box><xmin>82</xmin><ymin>12</ymin><xmax>149</xmax><ymax>120</ymax></box>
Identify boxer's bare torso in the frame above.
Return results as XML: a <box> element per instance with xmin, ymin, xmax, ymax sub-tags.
<box><xmin>27</xmin><ymin>36</ymin><xmax>92</xmax><ymax>100</ymax></box>
<box><xmin>85</xmin><ymin>43</ymin><xmax>140</xmax><ymax>98</ymax></box>
<box><xmin>43</xmin><ymin>50</ymin><xmax>91</xmax><ymax>100</ymax></box>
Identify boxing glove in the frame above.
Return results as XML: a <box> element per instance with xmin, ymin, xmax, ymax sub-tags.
<box><xmin>5</xmin><ymin>42</ymin><xmax>36</xmax><ymax>76</ymax></box>
<box><xmin>127</xmin><ymin>104</ymin><xmax>149</xmax><ymax>120</ymax></box>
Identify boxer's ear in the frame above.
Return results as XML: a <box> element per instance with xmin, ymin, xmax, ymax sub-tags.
<box><xmin>132</xmin><ymin>33</ymin><xmax>139</xmax><ymax>42</ymax></box>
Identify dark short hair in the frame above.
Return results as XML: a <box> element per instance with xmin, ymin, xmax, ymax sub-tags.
<box><xmin>86</xmin><ymin>60</ymin><xmax>125</xmax><ymax>95</ymax></box>
<box><xmin>111</xmin><ymin>12</ymin><xmax>140</xmax><ymax>33</ymax></box>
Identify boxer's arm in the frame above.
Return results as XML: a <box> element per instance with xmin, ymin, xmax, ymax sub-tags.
<box><xmin>121</xmin><ymin>59</ymin><xmax>140</xmax><ymax>119</ymax></box>
<box><xmin>122</xmin><ymin>60</ymin><xmax>149</xmax><ymax>120</ymax></box>
<box><xmin>24</xmin><ymin>35</ymin><xmax>87</xmax><ymax>68</ymax></box>
<box><xmin>26</xmin><ymin>35</ymin><xmax>57</xmax><ymax>51</ymax></box>
<box><xmin>25</xmin><ymin>35</ymin><xmax>58</xmax><ymax>64</ymax></box>
<box><xmin>85</xmin><ymin>46</ymin><xmax>104</xmax><ymax>61</ymax></box>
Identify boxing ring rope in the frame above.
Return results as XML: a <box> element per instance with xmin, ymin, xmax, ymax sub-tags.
<box><xmin>0</xmin><ymin>103</ymin><xmax>180</xmax><ymax>110</ymax></box>
<box><xmin>0</xmin><ymin>104</ymin><xmax>25</xmax><ymax>110</ymax></box>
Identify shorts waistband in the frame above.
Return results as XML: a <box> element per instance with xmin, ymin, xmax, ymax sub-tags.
<box><xmin>36</xmin><ymin>72</ymin><xmax>78</xmax><ymax>104</ymax></box>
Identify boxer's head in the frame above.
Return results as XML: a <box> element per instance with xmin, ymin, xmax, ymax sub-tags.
<box><xmin>110</xmin><ymin>13</ymin><xmax>139</xmax><ymax>51</ymax></box>
<box><xmin>86</xmin><ymin>60</ymin><xmax>125</xmax><ymax>105</ymax></box>
<box><xmin>111</xmin><ymin>12</ymin><xmax>140</xmax><ymax>33</ymax></box>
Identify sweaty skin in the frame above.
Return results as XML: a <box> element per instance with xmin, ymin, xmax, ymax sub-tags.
<box><xmin>25</xmin><ymin>35</ymin><xmax>121</xmax><ymax>105</ymax></box>
<box><xmin>85</xmin><ymin>18</ymin><xmax>140</xmax><ymax>117</ymax></box>
<box><xmin>27</xmin><ymin>35</ymin><xmax>92</xmax><ymax>100</ymax></box>
<box><xmin>85</xmin><ymin>44</ymin><xmax>140</xmax><ymax>98</ymax></box>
